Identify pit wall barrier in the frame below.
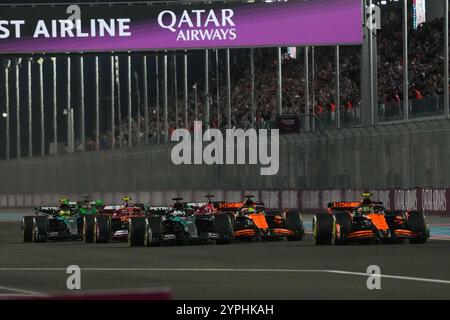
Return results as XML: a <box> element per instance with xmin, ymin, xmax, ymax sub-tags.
<box><xmin>0</xmin><ymin>188</ymin><xmax>448</xmax><ymax>215</ymax></box>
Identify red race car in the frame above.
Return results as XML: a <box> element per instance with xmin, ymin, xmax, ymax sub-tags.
<box><xmin>83</xmin><ymin>197</ymin><xmax>145</xmax><ymax>243</ymax></box>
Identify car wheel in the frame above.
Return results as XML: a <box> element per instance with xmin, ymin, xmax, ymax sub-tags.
<box><xmin>313</xmin><ymin>214</ymin><xmax>335</xmax><ymax>245</ymax></box>
<box><xmin>83</xmin><ymin>216</ymin><xmax>95</xmax><ymax>243</ymax></box>
<box><xmin>285</xmin><ymin>210</ymin><xmax>305</xmax><ymax>241</ymax></box>
<box><xmin>408</xmin><ymin>211</ymin><xmax>429</xmax><ymax>244</ymax></box>
<box><xmin>32</xmin><ymin>216</ymin><xmax>48</xmax><ymax>243</ymax></box>
<box><xmin>94</xmin><ymin>215</ymin><xmax>111</xmax><ymax>243</ymax></box>
<box><xmin>215</xmin><ymin>213</ymin><xmax>234</xmax><ymax>245</ymax></box>
<box><xmin>22</xmin><ymin>216</ymin><xmax>34</xmax><ymax>243</ymax></box>
<box><xmin>147</xmin><ymin>216</ymin><xmax>163</xmax><ymax>246</ymax></box>
<box><xmin>333</xmin><ymin>211</ymin><xmax>352</xmax><ymax>245</ymax></box>
<box><xmin>128</xmin><ymin>217</ymin><xmax>146</xmax><ymax>247</ymax></box>
<box><xmin>144</xmin><ymin>220</ymin><xmax>153</xmax><ymax>247</ymax></box>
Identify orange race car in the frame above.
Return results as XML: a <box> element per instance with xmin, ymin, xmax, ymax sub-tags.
<box><xmin>313</xmin><ymin>192</ymin><xmax>430</xmax><ymax>245</ymax></box>
<box><xmin>217</xmin><ymin>196</ymin><xmax>305</xmax><ymax>242</ymax></box>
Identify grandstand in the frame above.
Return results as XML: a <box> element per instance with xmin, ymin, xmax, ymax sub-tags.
<box><xmin>0</xmin><ymin>0</ymin><xmax>448</xmax><ymax>155</ymax></box>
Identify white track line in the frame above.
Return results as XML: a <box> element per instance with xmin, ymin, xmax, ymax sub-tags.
<box><xmin>0</xmin><ymin>285</ymin><xmax>43</xmax><ymax>295</ymax></box>
<box><xmin>1</xmin><ymin>268</ymin><xmax>450</xmax><ymax>285</ymax></box>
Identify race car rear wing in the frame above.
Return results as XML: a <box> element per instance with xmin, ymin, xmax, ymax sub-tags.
<box><xmin>147</xmin><ymin>206</ymin><xmax>173</xmax><ymax>215</ymax></box>
<box><xmin>35</xmin><ymin>206</ymin><xmax>59</xmax><ymax>215</ymax></box>
<box><xmin>186</xmin><ymin>202</ymin><xmax>208</xmax><ymax>208</ymax></box>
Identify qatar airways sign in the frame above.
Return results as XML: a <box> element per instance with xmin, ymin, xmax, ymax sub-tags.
<box><xmin>0</xmin><ymin>0</ymin><xmax>362</xmax><ymax>53</ymax></box>
<box><xmin>157</xmin><ymin>9</ymin><xmax>237</xmax><ymax>41</ymax></box>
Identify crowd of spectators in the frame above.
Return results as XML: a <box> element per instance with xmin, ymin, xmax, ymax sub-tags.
<box><xmin>83</xmin><ymin>17</ymin><xmax>446</xmax><ymax>150</ymax></box>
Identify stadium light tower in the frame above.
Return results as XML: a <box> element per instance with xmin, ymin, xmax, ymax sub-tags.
<box><xmin>13</xmin><ymin>57</ymin><xmax>22</xmax><ymax>159</ymax></box>
<box><xmin>362</xmin><ymin>0</ymin><xmax>378</xmax><ymax>126</ymax></box>
<box><xmin>111</xmin><ymin>55</ymin><xmax>116</xmax><ymax>149</ymax></box>
<box><xmin>445</xmin><ymin>0</ymin><xmax>449</xmax><ymax>119</ymax></box>
<box><xmin>133</xmin><ymin>71</ymin><xmax>141</xmax><ymax>146</ymax></box>
<box><xmin>173</xmin><ymin>55</ymin><xmax>178</xmax><ymax>129</ymax></box>
<box><xmin>27</xmin><ymin>57</ymin><xmax>33</xmax><ymax>157</ymax></box>
<box><xmin>155</xmin><ymin>55</ymin><xmax>160</xmax><ymax>144</ymax></box>
<box><xmin>311</xmin><ymin>46</ymin><xmax>316</xmax><ymax>131</ymax></box>
<box><xmin>2</xmin><ymin>59</ymin><xmax>11</xmax><ymax>160</ymax></box>
<box><xmin>277</xmin><ymin>47</ymin><xmax>282</xmax><ymax>115</ymax></box>
<box><xmin>250</xmin><ymin>48</ymin><xmax>255</xmax><ymax>128</ymax></box>
<box><xmin>226</xmin><ymin>48</ymin><xmax>231</xmax><ymax>129</ymax></box>
<box><xmin>114</xmin><ymin>56</ymin><xmax>122</xmax><ymax>148</ymax></box>
<box><xmin>127</xmin><ymin>54</ymin><xmax>132</xmax><ymax>147</ymax></box>
<box><xmin>37</xmin><ymin>57</ymin><xmax>45</xmax><ymax>156</ymax></box>
<box><xmin>193</xmin><ymin>83</ymin><xmax>198</xmax><ymax>121</ymax></box>
<box><xmin>142</xmin><ymin>55</ymin><xmax>149</xmax><ymax>145</ymax></box>
<box><xmin>304</xmin><ymin>46</ymin><xmax>310</xmax><ymax>132</ymax></box>
<box><xmin>96</xmin><ymin>55</ymin><xmax>100</xmax><ymax>150</ymax></box>
<box><xmin>335</xmin><ymin>46</ymin><xmax>341</xmax><ymax>129</ymax></box>
<box><xmin>66</xmin><ymin>56</ymin><xmax>72</xmax><ymax>153</ymax></box>
<box><xmin>163</xmin><ymin>54</ymin><xmax>168</xmax><ymax>143</ymax></box>
<box><xmin>79</xmin><ymin>55</ymin><xmax>85</xmax><ymax>152</ymax></box>
<box><xmin>215</xmin><ymin>49</ymin><xmax>220</xmax><ymax>127</ymax></box>
<box><xmin>184</xmin><ymin>53</ymin><xmax>188</xmax><ymax>129</ymax></box>
<box><xmin>205</xmin><ymin>49</ymin><xmax>210</xmax><ymax>128</ymax></box>
<box><xmin>403</xmin><ymin>0</ymin><xmax>409</xmax><ymax>122</ymax></box>
<box><xmin>51</xmin><ymin>56</ymin><xmax>57</xmax><ymax>155</ymax></box>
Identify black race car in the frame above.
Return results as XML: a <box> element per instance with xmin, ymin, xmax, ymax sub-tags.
<box><xmin>127</xmin><ymin>197</ymin><xmax>235</xmax><ymax>246</ymax></box>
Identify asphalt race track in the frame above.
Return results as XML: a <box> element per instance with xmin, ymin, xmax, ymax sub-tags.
<box><xmin>1</xmin><ymin>212</ymin><xmax>450</xmax><ymax>299</ymax></box>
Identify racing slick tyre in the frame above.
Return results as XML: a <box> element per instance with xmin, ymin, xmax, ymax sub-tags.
<box><xmin>22</xmin><ymin>216</ymin><xmax>34</xmax><ymax>242</ymax></box>
<box><xmin>333</xmin><ymin>211</ymin><xmax>352</xmax><ymax>245</ymax></box>
<box><xmin>128</xmin><ymin>217</ymin><xmax>146</xmax><ymax>247</ymax></box>
<box><xmin>285</xmin><ymin>210</ymin><xmax>305</xmax><ymax>241</ymax></box>
<box><xmin>83</xmin><ymin>215</ymin><xmax>95</xmax><ymax>243</ymax></box>
<box><xmin>144</xmin><ymin>219</ymin><xmax>153</xmax><ymax>247</ymax></box>
<box><xmin>215</xmin><ymin>213</ymin><xmax>234</xmax><ymax>245</ymax></box>
<box><xmin>94</xmin><ymin>215</ymin><xmax>111</xmax><ymax>243</ymax></box>
<box><xmin>408</xmin><ymin>211</ymin><xmax>429</xmax><ymax>244</ymax></box>
<box><xmin>313</xmin><ymin>214</ymin><xmax>335</xmax><ymax>245</ymax></box>
<box><xmin>147</xmin><ymin>216</ymin><xmax>163</xmax><ymax>246</ymax></box>
<box><xmin>32</xmin><ymin>216</ymin><xmax>48</xmax><ymax>243</ymax></box>
<box><xmin>225</xmin><ymin>211</ymin><xmax>237</xmax><ymax>230</ymax></box>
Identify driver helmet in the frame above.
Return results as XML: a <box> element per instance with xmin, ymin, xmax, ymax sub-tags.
<box><xmin>240</xmin><ymin>208</ymin><xmax>249</xmax><ymax>215</ymax></box>
<box><xmin>360</xmin><ymin>198</ymin><xmax>372</xmax><ymax>206</ymax></box>
<box><xmin>59</xmin><ymin>209</ymin><xmax>71</xmax><ymax>217</ymax></box>
<box><xmin>171</xmin><ymin>210</ymin><xmax>185</xmax><ymax>217</ymax></box>
<box><xmin>360</xmin><ymin>206</ymin><xmax>371</xmax><ymax>213</ymax></box>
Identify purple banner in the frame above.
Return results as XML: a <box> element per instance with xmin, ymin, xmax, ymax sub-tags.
<box><xmin>0</xmin><ymin>0</ymin><xmax>362</xmax><ymax>53</ymax></box>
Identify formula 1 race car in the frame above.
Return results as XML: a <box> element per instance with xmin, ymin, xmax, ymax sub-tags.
<box><xmin>313</xmin><ymin>193</ymin><xmax>430</xmax><ymax>245</ymax></box>
<box><xmin>127</xmin><ymin>196</ymin><xmax>237</xmax><ymax>247</ymax></box>
<box><xmin>222</xmin><ymin>196</ymin><xmax>305</xmax><ymax>242</ymax></box>
<box><xmin>83</xmin><ymin>197</ymin><xmax>145</xmax><ymax>243</ymax></box>
<box><xmin>22</xmin><ymin>198</ymin><xmax>97</xmax><ymax>242</ymax></box>
<box><xmin>187</xmin><ymin>195</ymin><xmax>238</xmax><ymax>244</ymax></box>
